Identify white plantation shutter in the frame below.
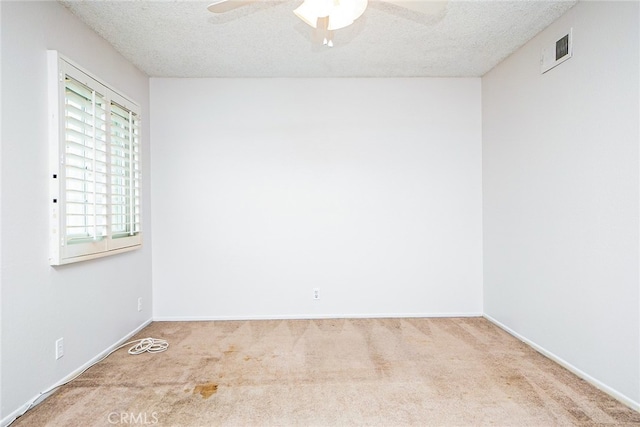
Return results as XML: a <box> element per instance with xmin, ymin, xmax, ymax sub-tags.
<box><xmin>64</xmin><ymin>77</ymin><xmax>109</xmax><ymax>244</ymax></box>
<box><xmin>110</xmin><ymin>101</ymin><xmax>141</xmax><ymax>239</ymax></box>
<box><xmin>49</xmin><ymin>52</ymin><xmax>142</xmax><ymax>265</ymax></box>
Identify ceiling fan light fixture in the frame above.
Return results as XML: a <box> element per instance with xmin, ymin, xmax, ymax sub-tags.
<box><xmin>207</xmin><ymin>0</ymin><xmax>227</xmax><ymax>13</ymax></box>
<box><xmin>294</xmin><ymin>0</ymin><xmax>368</xmax><ymax>30</ymax></box>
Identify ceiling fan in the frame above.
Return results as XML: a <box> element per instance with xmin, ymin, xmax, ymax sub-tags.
<box><xmin>207</xmin><ymin>0</ymin><xmax>448</xmax><ymax>47</ymax></box>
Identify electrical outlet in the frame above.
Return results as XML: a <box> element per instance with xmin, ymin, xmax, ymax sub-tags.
<box><xmin>313</xmin><ymin>288</ymin><xmax>320</xmax><ymax>300</ymax></box>
<box><xmin>137</xmin><ymin>297</ymin><xmax>143</xmax><ymax>312</ymax></box>
<box><xmin>55</xmin><ymin>338</ymin><xmax>64</xmax><ymax>360</ymax></box>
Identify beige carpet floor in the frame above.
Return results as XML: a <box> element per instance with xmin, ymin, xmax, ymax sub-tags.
<box><xmin>13</xmin><ymin>318</ymin><xmax>640</xmax><ymax>426</ymax></box>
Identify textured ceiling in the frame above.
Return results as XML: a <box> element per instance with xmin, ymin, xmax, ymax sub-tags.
<box><xmin>59</xmin><ymin>0</ymin><xmax>577</xmax><ymax>78</ymax></box>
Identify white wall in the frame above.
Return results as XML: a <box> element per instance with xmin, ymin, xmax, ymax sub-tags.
<box><xmin>0</xmin><ymin>1</ymin><xmax>152</xmax><ymax>421</ymax></box>
<box><xmin>0</xmin><ymin>1</ymin><xmax>4</xmax><ymax>417</ymax></box>
<box><xmin>151</xmin><ymin>78</ymin><xmax>483</xmax><ymax>319</ymax></box>
<box><xmin>482</xmin><ymin>1</ymin><xmax>639</xmax><ymax>408</ymax></box>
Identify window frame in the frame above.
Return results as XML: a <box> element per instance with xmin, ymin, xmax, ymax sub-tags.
<box><xmin>48</xmin><ymin>51</ymin><xmax>142</xmax><ymax>265</ymax></box>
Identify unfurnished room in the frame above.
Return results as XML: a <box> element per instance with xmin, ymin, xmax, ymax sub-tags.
<box><xmin>1</xmin><ymin>0</ymin><xmax>639</xmax><ymax>425</ymax></box>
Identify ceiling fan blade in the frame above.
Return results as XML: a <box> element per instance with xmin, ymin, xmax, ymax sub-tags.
<box><xmin>207</xmin><ymin>0</ymin><xmax>256</xmax><ymax>13</ymax></box>
<box><xmin>379</xmin><ymin>0</ymin><xmax>447</xmax><ymax>15</ymax></box>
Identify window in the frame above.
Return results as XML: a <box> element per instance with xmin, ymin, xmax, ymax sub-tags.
<box><xmin>48</xmin><ymin>51</ymin><xmax>141</xmax><ymax>265</ymax></box>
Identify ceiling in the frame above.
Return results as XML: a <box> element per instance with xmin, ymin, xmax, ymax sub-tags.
<box><xmin>59</xmin><ymin>0</ymin><xmax>577</xmax><ymax>78</ymax></box>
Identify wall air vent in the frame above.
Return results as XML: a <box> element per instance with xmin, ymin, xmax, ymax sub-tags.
<box><xmin>541</xmin><ymin>28</ymin><xmax>573</xmax><ymax>74</ymax></box>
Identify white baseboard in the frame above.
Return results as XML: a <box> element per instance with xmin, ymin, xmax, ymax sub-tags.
<box><xmin>1</xmin><ymin>319</ymin><xmax>153</xmax><ymax>427</ymax></box>
<box><xmin>483</xmin><ymin>314</ymin><xmax>640</xmax><ymax>412</ymax></box>
<box><xmin>152</xmin><ymin>312</ymin><xmax>484</xmax><ymax>321</ymax></box>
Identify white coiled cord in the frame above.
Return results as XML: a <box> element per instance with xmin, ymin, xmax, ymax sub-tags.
<box><xmin>125</xmin><ymin>337</ymin><xmax>169</xmax><ymax>354</ymax></box>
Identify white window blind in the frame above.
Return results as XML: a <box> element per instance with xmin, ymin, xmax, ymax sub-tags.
<box><xmin>64</xmin><ymin>77</ymin><xmax>109</xmax><ymax>244</ymax></box>
<box><xmin>110</xmin><ymin>101</ymin><xmax>141</xmax><ymax>239</ymax></box>
<box><xmin>49</xmin><ymin>51</ymin><xmax>142</xmax><ymax>265</ymax></box>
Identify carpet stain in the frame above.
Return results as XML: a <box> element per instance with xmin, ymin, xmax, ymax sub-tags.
<box><xmin>193</xmin><ymin>383</ymin><xmax>218</xmax><ymax>399</ymax></box>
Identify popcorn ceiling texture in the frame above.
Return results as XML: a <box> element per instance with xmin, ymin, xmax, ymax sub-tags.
<box><xmin>59</xmin><ymin>0</ymin><xmax>577</xmax><ymax>78</ymax></box>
